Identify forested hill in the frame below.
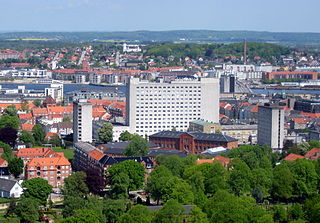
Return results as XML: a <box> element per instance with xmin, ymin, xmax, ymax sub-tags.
<box><xmin>1</xmin><ymin>30</ymin><xmax>320</xmax><ymax>46</ymax></box>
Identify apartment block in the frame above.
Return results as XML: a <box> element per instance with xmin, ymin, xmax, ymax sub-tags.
<box><xmin>126</xmin><ymin>77</ymin><xmax>219</xmax><ymax>136</ymax></box>
<box><xmin>257</xmin><ymin>105</ymin><xmax>284</xmax><ymax>150</ymax></box>
<box><xmin>73</xmin><ymin>99</ymin><xmax>92</xmax><ymax>143</ymax></box>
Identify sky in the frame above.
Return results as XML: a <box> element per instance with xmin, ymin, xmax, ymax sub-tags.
<box><xmin>1</xmin><ymin>0</ymin><xmax>319</xmax><ymax>32</ymax></box>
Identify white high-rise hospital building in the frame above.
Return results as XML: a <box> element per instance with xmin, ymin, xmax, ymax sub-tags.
<box><xmin>126</xmin><ymin>77</ymin><xmax>220</xmax><ymax>136</ymax></box>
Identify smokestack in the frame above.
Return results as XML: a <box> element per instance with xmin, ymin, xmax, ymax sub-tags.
<box><xmin>243</xmin><ymin>39</ymin><xmax>247</xmax><ymax>65</ymax></box>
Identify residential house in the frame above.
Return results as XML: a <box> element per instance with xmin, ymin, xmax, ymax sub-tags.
<box><xmin>0</xmin><ymin>178</ymin><xmax>23</xmax><ymax>198</ymax></box>
<box><xmin>305</xmin><ymin>148</ymin><xmax>320</xmax><ymax>160</ymax></box>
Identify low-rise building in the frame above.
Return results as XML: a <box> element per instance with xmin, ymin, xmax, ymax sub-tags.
<box><xmin>188</xmin><ymin>120</ymin><xmax>221</xmax><ymax>133</ymax></box>
<box><xmin>149</xmin><ymin>131</ymin><xmax>238</xmax><ymax>154</ymax></box>
<box><xmin>0</xmin><ymin>179</ymin><xmax>23</xmax><ymax>198</ymax></box>
<box><xmin>221</xmin><ymin>124</ymin><xmax>258</xmax><ymax>144</ymax></box>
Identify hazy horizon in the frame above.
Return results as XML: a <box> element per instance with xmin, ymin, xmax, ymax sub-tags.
<box><xmin>1</xmin><ymin>0</ymin><xmax>319</xmax><ymax>33</ymax></box>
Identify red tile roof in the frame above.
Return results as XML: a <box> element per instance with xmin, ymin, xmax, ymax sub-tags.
<box><xmin>299</xmin><ymin>112</ymin><xmax>320</xmax><ymax>119</ymax></box>
<box><xmin>21</xmin><ymin>123</ymin><xmax>34</xmax><ymax>131</ymax></box>
<box><xmin>213</xmin><ymin>155</ymin><xmax>231</xmax><ymax>166</ymax></box>
<box><xmin>291</xmin><ymin>118</ymin><xmax>310</xmax><ymax>124</ymax></box>
<box><xmin>17</xmin><ymin>148</ymin><xmax>56</xmax><ymax>159</ymax></box>
<box><xmin>88</xmin><ymin>150</ymin><xmax>104</xmax><ymax>161</ymax></box>
<box><xmin>27</xmin><ymin>156</ymin><xmax>70</xmax><ymax>167</ymax></box>
<box><xmin>284</xmin><ymin>153</ymin><xmax>304</xmax><ymax>161</ymax></box>
<box><xmin>19</xmin><ymin>113</ymin><xmax>33</xmax><ymax>120</ymax></box>
<box><xmin>0</xmin><ymin>157</ymin><xmax>8</xmax><ymax>167</ymax></box>
<box><xmin>196</xmin><ymin>159</ymin><xmax>213</xmax><ymax>165</ymax></box>
<box><xmin>305</xmin><ymin>148</ymin><xmax>320</xmax><ymax>160</ymax></box>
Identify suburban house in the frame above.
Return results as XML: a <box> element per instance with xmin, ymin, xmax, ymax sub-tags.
<box><xmin>0</xmin><ymin>178</ymin><xmax>23</xmax><ymax>198</ymax></box>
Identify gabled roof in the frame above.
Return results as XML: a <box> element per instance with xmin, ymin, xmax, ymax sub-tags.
<box><xmin>88</xmin><ymin>150</ymin><xmax>105</xmax><ymax>161</ymax></box>
<box><xmin>17</xmin><ymin>147</ymin><xmax>55</xmax><ymax>158</ymax></box>
<box><xmin>196</xmin><ymin>159</ymin><xmax>213</xmax><ymax>165</ymax></box>
<box><xmin>150</xmin><ymin>131</ymin><xmax>237</xmax><ymax>142</ymax></box>
<box><xmin>21</xmin><ymin>123</ymin><xmax>34</xmax><ymax>131</ymax></box>
<box><xmin>27</xmin><ymin>156</ymin><xmax>70</xmax><ymax>167</ymax></box>
<box><xmin>283</xmin><ymin>153</ymin><xmax>304</xmax><ymax>161</ymax></box>
<box><xmin>0</xmin><ymin>178</ymin><xmax>18</xmax><ymax>192</ymax></box>
<box><xmin>305</xmin><ymin>148</ymin><xmax>320</xmax><ymax>160</ymax></box>
<box><xmin>213</xmin><ymin>155</ymin><xmax>231</xmax><ymax>166</ymax></box>
<box><xmin>32</xmin><ymin>108</ymin><xmax>48</xmax><ymax>115</ymax></box>
<box><xmin>19</xmin><ymin>113</ymin><xmax>33</xmax><ymax>120</ymax></box>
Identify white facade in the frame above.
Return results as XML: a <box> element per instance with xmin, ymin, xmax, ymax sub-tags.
<box><xmin>223</xmin><ymin>64</ymin><xmax>256</xmax><ymax>72</ymax></box>
<box><xmin>0</xmin><ymin>179</ymin><xmax>23</xmax><ymax>198</ymax></box>
<box><xmin>257</xmin><ymin>105</ymin><xmax>284</xmax><ymax>150</ymax></box>
<box><xmin>73</xmin><ymin>100</ymin><xmax>92</xmax><ymax>143</ymax></box>
<box><xmin>75</xmin><ymin>75</ymin><xmax>86</xmax><ymax>84</ymax></box>
<box><xmin>126</xmin><ymin>77</ymin><xmax>220</xmax><ymax>136</ymax></box>
<box><xmin>45</xmin><ymin>82</ymin><xmax>63</xmax><ymax>102</ymax></box>
<box><xmin>123</xmin><ymin>43</ymin><xmax>141</xmax><ymax>53</ymax></box>
<box><xmin>11</xmin><ymin>69</ymin><xmax>48</xmax><ymax>78</ymax></box>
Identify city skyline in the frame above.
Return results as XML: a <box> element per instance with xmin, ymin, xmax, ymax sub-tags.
<box><xmin>1</xmin><ymin>0</ymin><xmax>320</xmax><ymax>33</ymax></box>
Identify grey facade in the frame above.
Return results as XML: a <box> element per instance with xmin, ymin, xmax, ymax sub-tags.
<box><xmin>126</xmin><ymin>77</ymin><xmax>220</xmax><ymax>136</ymax></box>
<box><xmin>257</xmin><ymin>105</ymin><xmax>284</xmax><ymax>150</ymax></box>
<box><xmin>73</xmin><ymin>99</ymin><xmax>93</xmax><ymax>143</ymax></box>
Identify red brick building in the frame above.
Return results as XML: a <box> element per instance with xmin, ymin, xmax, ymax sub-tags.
<box><xmin>25</xmin><ymin>154</ymin><xmax>71</xmax><ymax>187</ymax></box>
<box><xmin>263</xmin><ymin>71</ymin><xmax>317</xmax><ymax>80</ymax></box>
<box><xmin>149</xmin><ymin>131</ymin><xmax>238</xmax><ymax>155</ymax></box>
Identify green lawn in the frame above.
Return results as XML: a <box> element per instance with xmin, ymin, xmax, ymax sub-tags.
<box><xmin>53</xmin><ymin>148</ymin><xmax>75</xmax><ymax>160</ymax></box>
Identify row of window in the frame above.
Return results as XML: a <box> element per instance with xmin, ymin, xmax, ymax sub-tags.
<box><xmin>137</xmin><ymin>86</ymin><xmax>201</xmax><ymax>89</ymax></box>
<box><xmin>29</xmin><ymin>165</ymin><xmax>69</xmax><ymax>170</ymax></box>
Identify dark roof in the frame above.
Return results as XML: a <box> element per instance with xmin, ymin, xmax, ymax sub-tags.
<box><xmin>150</xmin><ymin>131</ymin><xmax>238</xmax><ymax>142</ymax></box>
<box><xmin>0</xmin><ymin>167</ymin><xmax>9</xmax><ymax>176</ymax></box>
<box><xmin>148</xmin><ymin>149</ymin><xmax>187</xmax><ymax>158</ymax></box>
<box><xmin>0</xmin><ymin>178</ymin><xmax>17</xmax><ymax>192</ymax></box>
<box><xmin>99</xmin><ymin>155</ymin><xmax>153</xmax><ymax>167</ymax></box>
<box><xmin>100</xmin><ymin>141</ymin><xmax>159</xmax><ymax>155</ymax></box>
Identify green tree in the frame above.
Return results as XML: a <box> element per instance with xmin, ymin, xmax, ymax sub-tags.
<box><xmin>204</xmin><ymin>190</ymin><xmax>272</xmax><ymax>223</ymax></box>
<box><xmin>103</xmin><ymin>199</ymin><xmax>128</xmax><ymax>223</ymax></box>
<box><xmin>228</xmin><ymin>158</ymin><xmax>252</xmax><ymax>196</ymax></box>
<box><xmin>153</xmin><ymin>199</ymin><xmax>186</xmax><ymax>223</ymax></box>
<box><xmin>32</xmin><ymin>124</ymin><xmax>45</xmax><ymax>145</ymax></box>
<box><xmin>119</xmin><ymin>131</ymin><xmax>135</xmax><ymax>141</ymax></box>
<box><xmin>272</xmin><ymin>205</ymin><xmax>288</xmax><ymax>223</ymax></box>
<box><xmin>251</xmin><ymin>168</ymin><xmax>272</xmax><ymax>198</ymax></box>
<box><xmin>62</xmin><ymin>196</ymin><xmax>87</xmax><ymax>218</ymax></box>
<box><xmin>8</xmin><ymin>157</ymin><xmax>24</xmax><ymax>178</ymax></box>
<box><xmin>21</xmin><ymin>101</ymin><xmax>29</xmax><ymax>112</ymax></box>
<box><xmin>162</xmin><ymin>177</ymin><xmax>194</xmax><ymax>204</ymax></box>
<box><xmin>98</xmin><ymin>122</ymin><xmax>113</xmax><ymax>143</ymax></box>
<box><xmin>62</xmin><ymin>172</ymin><xmax>89</xmax><ymax>198</ymax></box>
<box><xmin>0</xmin><ymin>115</ymin><xmax>20</xmax><ymax>129</ymax></box>
<box><xmin>3</xmin><ymin>104</ymin><xmax>18</xmax><ymax>116</ymax></box>
<box><xmin>287</xmin><ymin>159</ymin><xmax>318</xmax><ymax>198</ymax></box>
<box><xmin>188</xmin><ymin>206</ymin><xmax>209</xmax><ymax>223</ymax></box>
<box><xmin>185</xmin><ymin>162</ymin><xmax>229</xmax><ymax>196</ymax></box>
<box><xmin>146</xmin><ymin>165</ymin><xmax>173</xmax><ymax>204</ymax></box>
<box><xmin>19</xmin><ymin>130</ymin><xmax>35</xmax><ymax>147</ymax></box>
<box><xmin>111</xmin><ymin>172</ymin><xmax>130</xmax><ymax>199</ymax></box>
<box><xmin>59</xmin><ymin>209</ymin><xmax>100</xmax><ymax>223</ymax></box>
<box><xmin>33</xmin><ymin>99</ymin><xmax>42</xmax><ymax>107</ymax></box>
<box><xmin>22</xmin><ymin>178</ymin><xmax>53</xmax><ymax>205</ymax></box>
<box><xmin>288</xmin><ymin>203</ymin><xmax>304</xmax><ymax>221</ymax></box>
<box><xmin>108</xmin><ymin>160</ymin><xmax>145</xmax><ymax>192</ymax></box>
<box><xmin>15</xmin><ymin>198</ymin><xmax>39</xmax><ymax>223</ymax></box>
<box><xmin>304</xmin><ymin>195</ymin><xmax>320</xmax><ymax>223</ymax></box>
<box><xmin>124</xmin><ymin>135</ymin><xmax>149</xmax><ymax>157</ymax></box>
<box><xmin>62</xmin><ymin>116</ymin><xmax>71</xmax><ymax>122</ymax></box>
<box><xmin>156</xmin><ymin>155</ymin><xmax>185</xmax><ymax>177</ymax></box>
<box><xmin>0</xmin><ymin>141</ymin><xmax>14</xmax><ymax>161</ymax></box>
<box><xmin>49</xmin><ymin>134</ymin><xmax>62</xmax><ymax>147</ymax></box>
<box><xmin>118</xmin><ymin>205</ymin><xmax>153</xmax><ymax>223</ymax></box>
<box><xmin>272</xmin><ymin>163</ymin><xmax>294</xmax><ymax>201</ymax></box>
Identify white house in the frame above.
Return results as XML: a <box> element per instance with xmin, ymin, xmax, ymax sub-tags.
<box><xmin>0</xmin><ymin>179</ymin><xmax>24</xmax><ymax>198</ymax></box>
